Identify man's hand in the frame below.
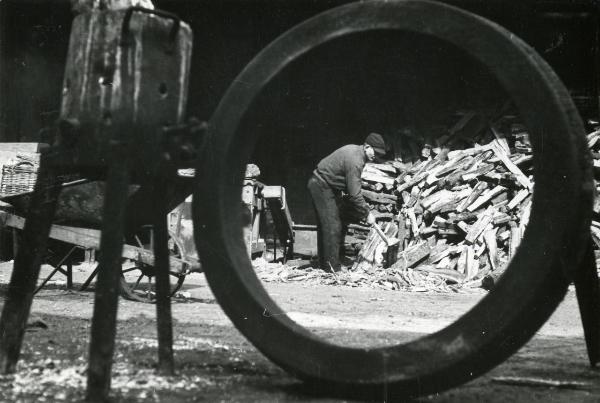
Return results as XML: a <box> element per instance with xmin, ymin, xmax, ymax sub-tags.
<box><xmin>366</xmin><ymin>211</ymin><xmax>376</xmax><ymax>225</ymax></box>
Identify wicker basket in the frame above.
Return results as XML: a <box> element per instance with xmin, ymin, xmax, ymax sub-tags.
<box><xmin>0</xmin><ymin>161</ymin><xmax>38</xmax><ymax>197</ymax></box>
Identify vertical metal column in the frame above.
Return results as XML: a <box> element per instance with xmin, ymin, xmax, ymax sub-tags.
<box><xmin>0</xmin><ymin>158</ymin><xmax>62</xmax><ymax>373</ymax></box>
<box><xmin>86</xmin><ymin>161</ymin><xmax>130</xmax><ymax>401</ymax></box>
<box><xmin>152</xmin><ymin>176</ymin><xmax>175</xmax><ymax>375</ymax></box>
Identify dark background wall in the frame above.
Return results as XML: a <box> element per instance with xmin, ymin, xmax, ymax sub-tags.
<box><xmin>241</xmin><ymin>30</ymin><xmax>509</xmax><ymax>223</ymax></box>
<box><xmin>0</xmin><ymin>0</ymin><xmax>598</xmax><ymax>224</ymax></box>
<box><xmin>0</xmin><ymin>1</ymin><xmax>71</xmax><ymax>141</ymax></box>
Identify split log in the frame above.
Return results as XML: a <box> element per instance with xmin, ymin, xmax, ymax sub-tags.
<box><xmin>467</xmin><ymin>185</ymin><xmax>506</xmax><ymax>212</ymax></box>
<box><xmin>422</xmin><ymin>190</ymin><xmax>453</xmax><ymax>210</ymax></box>
<box><xmin>494</xmin><ymin>138</ymin><xmax>511</xmax><ymax>156</ymax></box>
<box><xmin>420</xmin><ymin>185</ymin><xmax>438</xmax><ymax>198</ymax></box>
<box><xmin>514</xmin><ymin>143</ymin><xmax>532</xmax><ymax>154</ymax></box>
<box><xmin>420</xmin><ymin>226</ymin><xmax>438</xmax><ymax>237</ymax></box>
<box><xmin>73</xmin><ymin>0</ymin><xmax>155</xmax><ymax>12</ymax></box>
<box><xmin>464</xmin><ymin>209</ymin><xmax>494</xmax><ymax>244</ymax></box>
<box><xmin>354</xmin><ymin>222</ymin><xmax>398</xmax><ymax>267</ymax></box>
<box><xmin>428</xmin><ymin>189</ymin><xmax>470</xmax><ymax>214</ymax></box>
<box><xmin>519</xmin><ymin>199</ymin><xmax>532</xmax><ymax>237</ymax></box>
<box><xmin>456</xmin><ymin>221</ymin><xmax>470</xmax><ymax>233</ymax></box>
<box><xmin>406</xmin><ymin>208</ymin><xmax>419</xmax><ymax>237</ymax></box>
<box><xmin>507</xmin><ymin>188</ymin><xmax>529</xmax><ymax>210</ymax></box>
<box><xmin>464</xmin><ymin>149</ymin><xmax>494</xmax><ymax>171</ymax></box>
<box><xmin>391</xmin><ymin>160</ymin><xmax>408</xmax><ymax>172</ymax></box>
<box><xmin>436</xmin><ymin>255</ymin><xmax>453</xmax><ymax>269</ymax></box>
<box><xmin>401</xmin><ymin>191</ymin><xmax>411</xmax><ymax>205</ymax></box>
<box><xmin>408</xmin><ymin>160</ymin><xmax>428</xmax><ymax>175</ymax></box>
<box><xmin>362</xmin><ymin>170</ymin><xmax>395</xmax><ymax>186</ymax></box>
<box><xmin>424</xmin><ymin>163</ymin><xmax>452</xmax><ymax>185</ymax></box>
<box><xmin>396</xmin><ymin>170</ymin><xmax>430</xmax><ymax>192</ymax></box>
<box><xmin>412</xmin><ymin>159</ymin><xmax>441</xmax><ymax>179</ymax></box>
<box><xmin>430</xmin><ymin>244</ymin><xmax>459</xmax><ymax>262</ymax></box>
<box><xmin>457</xmin><ymin>181</ymin><xmax>487</xmax><ymax>212</ymax></box>
<box><xmin>474</xmin><ymin>241</ymin><xmax>487</xmax><ymax>258</ymax></box>
<box><xmin>438</xmin><ymin>199</ymin><xmax>462</xmax><ymax>214</ymax></box>
<box><xmin>456</xmin><ymin>245</ymin><xmax>468</xmax><ymax>274</ymax></box>
<box><xmin>483</xmin><ymin>225</ymin><xmax>498</xmax><ymax>270</ymax></box>
<box><xmin>448</xmin><ymin>211</ymin><xmax>478</xmax><ymax>224</ymax></box>
<box><xmin>508</xmin><ymin>220</ymin><xmax>521</xmax><ymax>258</ymax></box>
<box><xmin>366</xmin><ymin>163</ymin><xmax>397</xmax><ymax>175</ymax></box>
<box><xmin>498</xmin><ymin>229</ymin><xmax>510</xmax><ymax>242</ymax></box>
<box><xmin>490</xmin><ymin>192</ymin><xmax>509</xmax><ymax>205</ymax></box>
<box><xmin>372</xmin><ymin>212</ymin><xmax>395</xmax><ymax>220</ymax></box>
<box><xmin>436</xmin><ymin>155</ymin><xmax>473</xmax><ymax>177</ymax></box>
<box><xmin>492</xmin><ymin>212</ymin><xmax>511</xmax><ymax>225</ymax></box>
<box><xmin>462</xmin><ymin>163</ymin><xmax>495</xmax><ymax>181</ymax></box>
<box><xmin>512</xmin><ymin>154</ymin><xmax>533</xmax><ymax>166</ymax></box>
<box><xmin>438</xmin><ymin>227</ymin><xmax>460</xmax><ymax>237</ymax></box>
<box><xmin>491</xmin><ymin>126</ymin><xmax>511</xmax><ymax>154</ymax></box>
<box><xmin>465</xmin><ymin>247</ymin><xmax>478</xmax><ymax>281</ymax></box>
<box><xmin>446</xmin><ymin>144</ymin><xmax>493</xmax><ymax>160</ymax></box>
<box><xmin>391</xmin><ymin>242</ymin><xmax>431</xmax><ymax>270</ymax></box>
<box><xmin>441</xmin><ymin>171</ymin><xmax>466</xmax><ymax>188</ymax></box>
<box><xmin>432</xmin><ymin>216</ymin><xmax>449</xmax><ymax>228</ymax></box>
<box><xmin>396</xmin><ymin>218</ymin><xmax>408</xmax><ymax>252</ymax></box>
<box><xmin>396</xmin><ymin>171</ymin><xmax>409</xmax><ymax>184</ymax></box>
<box><xmin>362</xmin><ymin>189</ymin><xmax>398</xmax><ymax>204</ymax></box>
<box><xmin>491</xmin><ymin>140</ymin><xmax>533</xmax><ymax>190</ymax></box>
<box><xmin>414</xmin><ymin>265</ymin><xmax>465</xmax><ymax>283</ymax></box>
<box><xmin>407</xmin><ymin>186</ymin><xmax>421</xmax><ymax>207</ymax></box>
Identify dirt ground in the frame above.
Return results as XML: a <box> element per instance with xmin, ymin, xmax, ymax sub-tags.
<box><xmin>0</xmin><ymin>261</ymin><xmax>598</xmax><ymax>402</ymax></box>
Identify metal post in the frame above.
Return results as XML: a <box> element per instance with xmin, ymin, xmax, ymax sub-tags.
<box><xmin>86</xmin><ymin>162</ymin><xmax>129</xmax><ymax>401</ymax></box>
<box><xmin>0</xmin><ymin>158</ymin><xmax>62</xmax><ymax>373</ymax></box>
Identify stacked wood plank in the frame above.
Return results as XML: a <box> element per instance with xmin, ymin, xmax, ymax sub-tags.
<box><xmin>255</xmin><ymin>114</ymin><xmax>600</xmax><ymax>294</ymax></box>
<box><xmin>586</xmin><ymin>127</ymin><xmax>600</xmax><ymax>273</ymax></box>
<box><xmin>352</xmin><ymin>112</ymin><xmax>536</xmax><ymax>290</ymax></box>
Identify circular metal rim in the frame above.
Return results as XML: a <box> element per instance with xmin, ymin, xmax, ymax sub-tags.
<box><xmin>194</xmin><ymin>0</ymin><xmax>592</xmax><ymax>397</ymax></box>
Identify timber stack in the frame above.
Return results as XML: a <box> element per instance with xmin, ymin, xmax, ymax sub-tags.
<box><xmin>587</xmin><ymin>127</ymin><xmax>600</xmax><ymax>271</ymax></box>
<box><xmin>349</xmin><ymin>111</ymin><xmax>542</xmax><ymax>290</ymax></box>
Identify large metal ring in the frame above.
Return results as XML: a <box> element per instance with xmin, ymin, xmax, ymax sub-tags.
<box><xmin>193</xmin><ymin>0</ymin><xmax>593</xmax><ymax>397</ymax></box>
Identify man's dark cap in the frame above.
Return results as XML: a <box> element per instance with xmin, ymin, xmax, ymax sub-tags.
<box><xmin>365</xmin><ymin>132</ymin><xmax>387</xmax><ymax>157</ymax></box>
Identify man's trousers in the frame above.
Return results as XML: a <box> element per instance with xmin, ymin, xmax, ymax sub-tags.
<box><xmin>307</xmin><ymin>175</ymin><xmax>343</xmax><ymax>272</ymax></box>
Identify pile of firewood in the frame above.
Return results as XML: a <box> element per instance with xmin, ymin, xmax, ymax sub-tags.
<box><xmin>587</xmin><ymin>129</ymin><xmax>600</xmax><ymax>265</ymax></box>
<box><xmin>251</xmin><ymin>110</ymin><xmax>600</xmax><ymax>293</ymax></box>
<box><xmin>350</xmin><ymin>112</ymin><xmax>538</xmax><ymax>289</ymax></box>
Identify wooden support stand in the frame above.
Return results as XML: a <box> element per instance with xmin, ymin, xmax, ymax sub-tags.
<box><xmin>0</xmin><ymin>2</ymin><xmax>193</xmax><ymax>402</ymax></box>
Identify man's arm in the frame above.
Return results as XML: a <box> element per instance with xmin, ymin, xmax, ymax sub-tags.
<box><xmin>345</xmin><ymin>163</ymin><xmax>371</xmax><ymax>221</ymax></box>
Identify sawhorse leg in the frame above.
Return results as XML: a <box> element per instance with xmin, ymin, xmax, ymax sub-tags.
<box><xmin>152</xmin><ymin>176</ymin><xmax>175</xmax><ymax>375</ymax></box>
<box><xmin>86</xmin><ymin>164</ymin><xmax>129</xmax><ymax>402</ymax></box>
<box><xmin>0</xmin><ymin>161</ymin><xmax>61</xmax><ymax>373</ymax></box>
